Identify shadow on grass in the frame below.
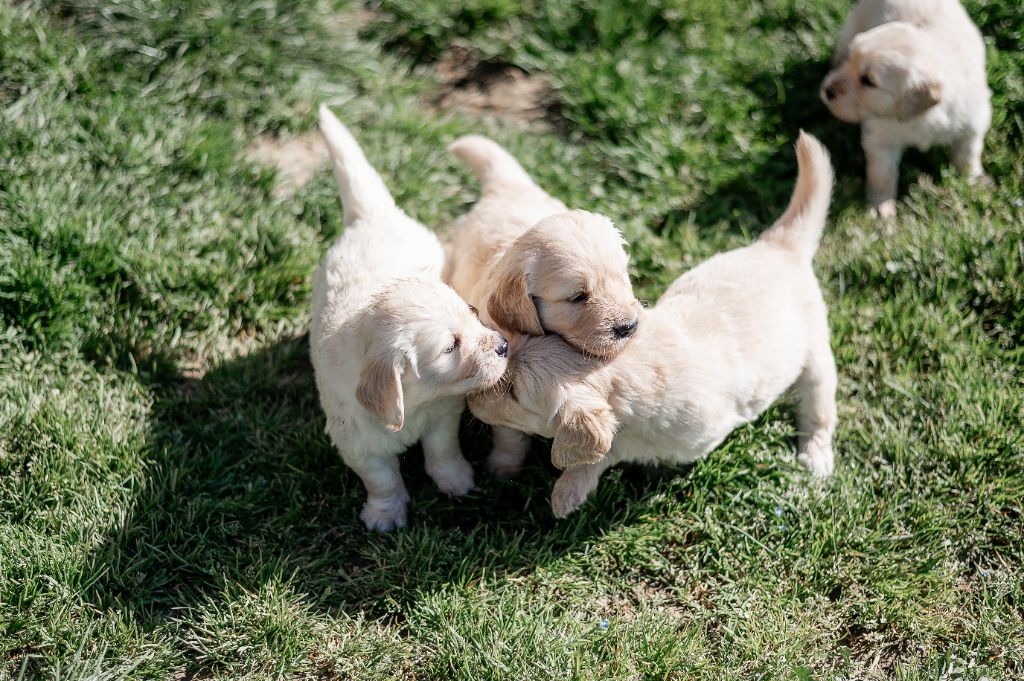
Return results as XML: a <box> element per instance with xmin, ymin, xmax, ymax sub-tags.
<box><xmin>84</xmin><ymin>335</ymin><xmax>668</xmax><ymax>634</ymax></box>
<box><xmin>662</xmin><ymin>56</ymin><xmax>951</xmax><ymax>237</ymax></box>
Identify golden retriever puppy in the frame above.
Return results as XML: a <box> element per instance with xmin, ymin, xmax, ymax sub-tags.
<box><xmin>821</xmin><ymin>0</ymin><xmax>991</xmax><ymax>218</ymax></box>
<box><xmin>469</xmin><ymin>133</ymin><xmax>838</xmax><ymax>517</ymax></box>
<box><xmin>445</xmin><ymin>136</ymin><xmax>642</xmax><ymax>475</ymax></box>
<box><xmin>311</xmin><ymin>106</ymin><xmax>509</xmax><ymax>531</ymax></box>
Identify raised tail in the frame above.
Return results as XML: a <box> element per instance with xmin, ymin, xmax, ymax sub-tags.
<box><xmin>760</xmin><ymin>131</ymin><xmax>834</xmax><ymax>259</ymax></box>
<box><xmin>449</xmin><ymin>135</ymin><xmax>537</xmax><ymax>190</ymax></box>
<box><xmin>318</xmin><ymin>104</ymin><xmax>395</xmax><ymax>226</ymax></box>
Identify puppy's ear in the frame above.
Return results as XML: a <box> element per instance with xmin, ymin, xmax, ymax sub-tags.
<box><xmin>356</xmin><ymin>352</ymin><xmax>405</xmax><ymax>431</ymax></box>
<box><xmin>551</xmin><ymin>385</ymin><xmax>617</xmax><ymax>470</ymax></box>
<box><xmin>487</xmin><ymin>251</ymin><xmax>544</xmax><ymax>336</ymax></box>
<box><xmin>896</xmin><ymin>80</ymin><xmax>942</xmax><ymax>121</ymax></box>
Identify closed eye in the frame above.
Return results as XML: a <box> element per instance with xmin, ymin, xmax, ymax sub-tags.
<box><xmin>443</xmin><ymin>335</ymin><xmax>460</xmax><ymax>354</ymax></box>
<box><xmin>568</xmin><ymin>291</ymin><xmax>589</xmax><ymax>304</ymax></box>
<box><xmin>860</xmin><ymin>73</ymin><xmax>875</xmax><ymax>87</ymax></box>
<box><xmin>468</xmin><ymin>305</ymin><xmax>479</xmax><ymax>318</ymax></box>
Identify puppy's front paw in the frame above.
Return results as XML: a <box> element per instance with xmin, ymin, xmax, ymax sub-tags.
<box><xmin>551</xmin><ymin>471</ymin><xmax>596</xmax><ymax>518</ymax></box>
<box><xmin>969</xmin><ymin>173</ymin><xmax>994</xmax><ymax>188</ymax></box>
<box><xmin>869</xmin><ymin>200</ymin><xmax>897</xmax><ymax>220</ymax></box>
<box><xmin>486</xmin><ymin>444</ymin><xmax>526</xmax><ymax>478</ymax></box>
<box><xmin>797</xmin><ymin>441</ymin><xmax>835</xmax><ymax>478</ymax></box>
<box><xmin>360</xmin><ymin>493</ymin><xmax>410</xmax><ymax>532</ymax></box>
<box><xmin>430</xmin><ymin>458</ymin><xmax>475</xmax><ymax>497</ymax></box>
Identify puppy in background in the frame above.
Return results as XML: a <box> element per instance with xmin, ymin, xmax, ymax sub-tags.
<box><xmin>821</xmin><ymin>0</ymin><xmax>991</xmax><ymax>218</ymax></box>
<box><xmin>445</xmin><ymin>136</ymin><xmax>642</xmax><ymax>476</ymax></box>
<box><xmin>470</xmin><ymin>133</ymin><xmax>838</xmax><ymax>518</ymax></box>
<box><xmin>311</xmin><ymin>106</ymin><xmax>509</xmax><ymax>531</ymax></box>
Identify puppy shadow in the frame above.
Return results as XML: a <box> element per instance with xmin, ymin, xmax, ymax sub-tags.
<box><xmin>82</xmin><ymin>335</ymin><xmax>651</xmax><ymax>633</ymax></box>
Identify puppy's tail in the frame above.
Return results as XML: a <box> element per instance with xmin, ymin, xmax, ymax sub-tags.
<box><xmin>319</xmin><ymin>104</ymin><xmax>396</xmax><ymax>226</ymax></box>
<box><xmin>449</xmin><ymin>135</ymin><xmax>537</xmax><ymax>190</ymax></box>
<box><xmin>760</xmin><ymin>131</ymin><xmax>834</xmax><ymax>260</ymax></box>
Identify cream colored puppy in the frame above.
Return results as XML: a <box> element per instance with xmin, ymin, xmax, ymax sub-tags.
<box><xmin>445</xmin><ymin>136</ymin><xmax>642</xmax><ymax>476</ymax></box>
<box><xmin>821</xmin><ymin>0</ymin><xmax>991</xmax><ymax>218</ymax></box>
<box><xmin>311</xmin><ymin>106</ymin><xmax>509</xmax><ymax>532</ymax></box>
<box><xmin>469</xmin><ymin>133</ymin><xmax>838</xmax><ymax>518</ymax></box>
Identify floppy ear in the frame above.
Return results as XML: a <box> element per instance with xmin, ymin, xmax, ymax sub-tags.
<box><xmin>487</xmin><ymin>251</ymin><xmax>545</xmax><ymax>336</ymax></box>
<box><xmin>896</xmin><ymin>80</ymin><xmax>941</xmax><ymax>121</ymax></box>
<box><xmin>356</xmin><ymin>352</ymin><xmax>405</xmax><ymax>431</ymax></box>
<box><xmin>551</xmin><ymin>385</ymin><xmax>617</xmax><ymax>470</ymax></box>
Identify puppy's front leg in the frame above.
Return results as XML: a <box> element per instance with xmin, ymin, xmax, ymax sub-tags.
<box><xmin>551</xmin><ymin>456</ymin><xmax>616</xmax><ymax>518</ymax></box>
<box><xmin>421</xmin><ymin>406</ymin><xmax>475</xmax><ymax>497</ymax></box>
<box><xmin>346</xmin><ymin>452</ymin><xmax>411</xmax><ymax>532</ymax></box>
<box><xmin>864</xmin><ymin>140</ymin><xmax>902</xmax><ymax>219</ymax></box>
<box><xmin>486</xmin><ymin>426</ymin><xmax>529</xmax><ymax>477</ymax></box>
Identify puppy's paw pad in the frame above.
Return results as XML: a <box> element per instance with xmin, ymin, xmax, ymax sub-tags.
<box><xmin>361</xmin><ymin>499</ymin><xmax>409</xmax><ymax>532</ymax></box>
<box><xmin>798</xmin><ymin>443</ymin><xmax>835</xmax><ymax>478</ymax></box>
<box><xmin>431</xmin><ymin>461</ymin><xmax>475</xmax><ymax>497</ymax></box>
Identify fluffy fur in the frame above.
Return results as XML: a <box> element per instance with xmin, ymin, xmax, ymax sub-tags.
<box><xmin>469</xmin><ymin>133</ymin><xmax>838</xmax><ymax>518</ymax></box>
<box><xmin>821</xmin><ymin>0</ymin><xmax>991</xmax><ymax>218</ymax></box>
<box><xmin>444</xmin><ymin>136</ymin><xmax>642</xmax><ymax>476</ymax></box>
<box><xmin>311</xmin><ymin>106</ymin><xmax>509</xmax><ymax>531</ymax></box>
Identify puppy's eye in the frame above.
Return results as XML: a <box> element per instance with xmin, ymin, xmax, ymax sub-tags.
<box><xmin>568</xmin><ymin>291</ymin><xmax>589</xmax><ymax>304</ymax></box>
<box><xmin>444</xmin><ymin>335</ymin><xmax>460</xmax><ymax>354</ymax></box>
<box><xmin>860</xmin><ymin>73</ymin><xmax>875</xmax><ymax>88</ymax></box>
<box><xmin>468</xmin><ymin>305</ymin><xmax>479</xmax><ymax>318</ymax></box>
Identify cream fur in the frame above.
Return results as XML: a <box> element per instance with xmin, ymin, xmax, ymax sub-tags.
<box><xmin>311</xmin><ymin>106</ymin><xmax>509</xmax><ymax>532</ymax></box>
<box><xmin>445</xmin><ymin>136</ymin><xmax>642</xmax><ymax>478</ymax></box>
<box><xmin>821</xmin><ymin>0</ymin><xmax>991</xmax><ymax>217</ymax></box>
<box><xmin>469</xmin><ymin>133</ymin><xmax>838</xmax><ymax>518</ymax></box>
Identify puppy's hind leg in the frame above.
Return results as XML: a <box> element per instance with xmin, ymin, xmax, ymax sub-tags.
<box><xmin>795</xmin><ymin>342</ymin><xmax>838</xmax><ymax>478</ymax></box>
<box><xmin>486</xmin><ymin>426</ymin><xmax>530</xmax><ymax>478</ymax></box>
<box><xmin>421</xmin><ymin>405</ymin><xmax>475</xmax><ymax>497</ymax></box>
<box><xmin>951</xmin><ymin>130</ymin><xmax>987</xmax><ymax>183</ymax></box>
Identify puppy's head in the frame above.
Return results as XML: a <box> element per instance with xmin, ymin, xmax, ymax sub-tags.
<box><xmin>357</xmin><ymin>279</ymin><xmax>509</xmax><ymax>431</ymax></box>
<box><xmin>468</xmin><ymin>334</ymin><xmax>617</xmax><ymax>470</ymax></box>
<box><xmin>487</xmin><ymin>210</ymin><xmax>642</xmax><ymax>359</ymax></box>
<box><xmin>821</xmin><ymin>22</ymin><xmax>943</xmax><ymax>123</ymax></box>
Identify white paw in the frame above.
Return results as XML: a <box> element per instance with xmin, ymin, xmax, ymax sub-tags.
<box><xmin>486</xmin><ymin>446</ymin><xmax>526</xmax><ymax>478</ymax></box>
<box><xmin>869</xmin><ymin>200</ymin><xmax>897</xmax><ymax>220</ymax></box>
<box><xmin>551</xmin><ymin>472</ymin><xmax>594</xmax><ymax>518</ymax></box>
<box><xmin>797</xmin><ymin>441</ymin><xmax>835</xmax><ymax>478</ymax></box>
<box><xmin>430</xmin><ymin>458</ymin><xmax>475</xmax><ymax>497</ymax></box>
<box><xmin>969</xmin><ymin>173</ymin><xmax>994</xmax><ymax>188</ymax></box>
<box><xmin>360</xmin><ymin>494</ymin><xmax>409</xmax><ymax>532</ymax></box>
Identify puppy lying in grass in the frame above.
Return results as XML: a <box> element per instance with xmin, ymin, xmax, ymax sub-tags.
<box><xmin>469</xmin><ymin>133</ymin><xmax>838</xmax><ymax>518</ymax></box>
<box><xmin>445</xmin><ymin>136</ymin><xmax>642</xmax><ymax>476</ymax></box>
<box><xmin>311</xmin><ymin>106</ymin><xmax>509</xmax><ymax>531</ymax></box>
<box><xmin>821</xmin><ymin>0</ymin><xmax>991</xmax><ymax>218</ymax></box>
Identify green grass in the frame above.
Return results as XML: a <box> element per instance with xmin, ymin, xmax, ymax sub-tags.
<box><xmin>1</xmin><ymin>0</ymin><xmax>1021</xmax><ymax>678</ymax></box>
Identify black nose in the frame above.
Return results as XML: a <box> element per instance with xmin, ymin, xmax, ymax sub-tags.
<box><xmin>496</xmin><ymin>337</ymin><xmax>509</xmax><ymax>357</ymax></box>
<box><xmin>824</xmin><ymin>86</ymin><xmax>835</xmax><ymax>101</ymax></box>
<box><xmin>613</xmin><ymin>320</ymin><xmax>638</xmax><ymax>339</ymax></box>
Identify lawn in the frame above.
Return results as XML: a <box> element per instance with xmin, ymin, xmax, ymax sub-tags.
<box><xmin>1</xmin><ymin>0</ymin><xmax>1022</xmax><ymax>678</ymax></box>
